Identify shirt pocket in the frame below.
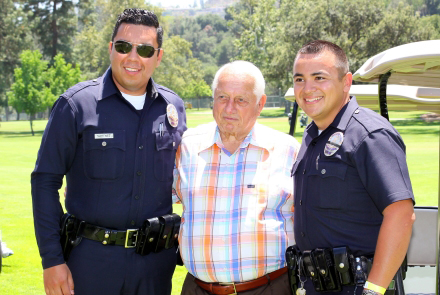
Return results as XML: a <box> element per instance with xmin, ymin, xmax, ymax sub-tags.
<box><xmin>154</xmin><ymin>131</ymin><xmax>179</xmax><ymax>182</ymax></box>
<box><xmin>308</xmin><ymin>159</ymin><xmax>348</xmax><ymax>209</ymax></box>
<box><xmin>83</xmin><ymin>130</ymin><xmax>126</xmax><ymax>180</ymax></box>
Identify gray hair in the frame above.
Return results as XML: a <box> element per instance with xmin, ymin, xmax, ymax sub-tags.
<box><xmin>211</xmin><ymin>60</ymin><xmax>265</xmax><ymax>103</ymax></box>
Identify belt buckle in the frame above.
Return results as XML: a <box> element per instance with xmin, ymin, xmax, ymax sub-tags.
<box><xmin>125</xmin><ymin>229</ymin><xmax>138</xmax><ymax>248</ymax></box>
<box><xmin>219</xmin><ymin>282</ymin><xmax>237</xmax><ymax>295</ymax></box>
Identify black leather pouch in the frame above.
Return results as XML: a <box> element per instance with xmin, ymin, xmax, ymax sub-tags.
<box><xmin>303</xmin><ymin>250</ymin><xmax>325</xmax><ymax>291</ymax></box>
<box><xmin>333</xmin><ymin>246</ymin><xmax>354</xmax><ymax>285</ymax></box>
<box><xmin>313</xmin><ymin>248</ymin><xmax>341</xmax><ymax>292</ymax></box>
<box><xmin>135</xmin><ymin>217</ymin><xmax>161</xmax><ymax>256</ymax></box>
<box><xmin>285</xmin><ymin>245</ymin><xmax>299</xmax><ymax>294</ymax></box>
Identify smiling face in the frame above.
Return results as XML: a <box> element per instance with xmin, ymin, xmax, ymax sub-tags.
<box><xmin>109</xmin><ymin>23</ymin><xmax>163</xmax><ymax>95</ymax></box>
<box><xmin>213</xmin><ymin>69</ymin><xmax>266</xmax><ymax>141</ymax></box>
<box><xmin>293</xmin><ymin>50</ymin><xmax>352</xmax><ymax>130</ymax></box>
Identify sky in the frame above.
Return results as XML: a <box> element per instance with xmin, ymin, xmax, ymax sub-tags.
<box><xmin>146</xmin><ymin>0</ymin><xmax>201</xmax><ymax>9</ymax></box>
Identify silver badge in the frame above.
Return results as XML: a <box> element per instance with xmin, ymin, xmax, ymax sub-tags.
<box><xmin>324</xmin><ymin>132</ymin><xmax>344</xmax><ymax>156</ymax></box>
<box><xmin>166</xmin><ymin>104</ymin><xmax>179</xmax><ymax>128</ymax></box>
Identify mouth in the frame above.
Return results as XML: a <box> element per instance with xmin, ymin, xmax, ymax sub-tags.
<box><xmin>124</xmin><ymin>67</ymin><xmax>141</xmax><ymax>73</ymax></box>
<box><xmin>305</xmin><ymin>96</ymin><xmax>323</xmax><ymax>103</ymax></box>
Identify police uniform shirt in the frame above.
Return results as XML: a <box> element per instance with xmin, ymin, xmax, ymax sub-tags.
<box><xmin>31</xmin><ymin>68</ymin><xmax>187</xmax><ymax>293</ymax></box>
<box><xmin>293</xmin><ymin>97</ymin><xmax>414</xmax><ymax>257</ymax></box>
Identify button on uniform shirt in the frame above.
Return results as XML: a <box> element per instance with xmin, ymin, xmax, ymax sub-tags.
<box><xmin>31</xmin><ymin>68</ymin><xmax>186</xmax><ymax>294</ymax></box>
<box><xmin>293</xmin><ymin>97</ymin><xmax>414</xmax><ymax>258</ymax></box>
<box><xmin>173</xmin><ymin>122</ymin><xmax>299</xmax><ymax>283</ymax></box>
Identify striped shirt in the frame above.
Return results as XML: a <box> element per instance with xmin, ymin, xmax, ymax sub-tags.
<box><xmin>173</xmin><ymin>121</ymin><xmax>299</xmax><ymax>283</ymax></box>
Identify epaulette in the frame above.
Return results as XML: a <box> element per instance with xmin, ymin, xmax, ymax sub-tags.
<box><xmin>60</xmin><ymin>78</ymin><xmax>100</xmax><ymax>99</ymax></box>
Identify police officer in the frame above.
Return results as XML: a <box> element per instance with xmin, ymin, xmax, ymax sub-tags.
<box><xmin>291</xmin><ymin>40</ymin><xmax>415</xmax><ymax>295</ymax></box>
<box><xmin>31</xmin><ymin>8</ymin><xmax>186</xmax><ymax>295</ymax></box>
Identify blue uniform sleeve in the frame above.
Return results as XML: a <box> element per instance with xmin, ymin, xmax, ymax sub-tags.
<box><xmin>352</xmin><ymin>128</ymin><xmax>415</xmax><ymax>212</ymax></box>
<box><xmin>31</xmin><ymin>97</ymin><xmax>77</xmax><ymax>269</ymax></box>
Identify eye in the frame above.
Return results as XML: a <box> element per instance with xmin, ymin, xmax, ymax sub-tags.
<box><xmin>235</xmin><ymin>97</ymin><xmax>249</xmax><ymax>107</ymax></box>
<box><xmin>217</xmin><ymin>95</ymin><xmax>228</xmax><ymax>102</ymax></box>
<box><xmin>294</xmin><ymin>77</ymin><xmax>304</xmax><ymax>83</ymax></box>
<box><xmin>315</xmin><ymin>76</ymin><xmax>325</xmax><ymax>81</ymax></box>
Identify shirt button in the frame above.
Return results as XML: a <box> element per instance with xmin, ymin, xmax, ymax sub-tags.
<box><xmin>131</xmin><ymin>220</ymin><xmax>135</xmax><ymax>225</ymax></box>
<box><xmin>321</xmin><ymin>169</ymin><xmax>326</xmax><ymax>174</ymax></box>
<box><xmin>300</xmin><ymin>200</ymin><xmax>302</xmax><ymax>205</ymax></box>
<box><xmin>301</xmin><ymin>232</ymin><xmax>305</xmax><ymax>237</ymax></box>
<box><xmin>139</xmin><ymin>145</ymin><xmax>144</xmax><ymax>150</ymax></box>
<box><xmin>137</xmin><ymin>171</ymin><xmax>142</xmax><ymax>176</ymax></box>
<box><xmin>102</xmin><ymin>141</ymin><xmax>107</xmax><ymax>147</ymax></box>
<box><xmin>134</xmin><ymin>195</ymin><xmax>139</xmax><ymax>200</ymax></box>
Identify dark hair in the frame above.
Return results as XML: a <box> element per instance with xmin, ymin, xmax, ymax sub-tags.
<box><xmin>297</xmin><ymin>40</ymin><xmax>349</xmax><ymax>79</ymax></box>
<box><xmin>111</xmin><ymin>8</ymin><xmax>163</xmax><ymax>48</ymax></box>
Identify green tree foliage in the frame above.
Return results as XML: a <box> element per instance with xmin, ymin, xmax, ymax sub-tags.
<box><xmin>228</xmin><ymin>0</ymin><xmax>439</xmax><ymax>90</ymax></box>
<box><xmin>7</xmin><ymin>50</ymin><xmax>52</xmax><ymax>135</ymax></box>
<box><xmin>167</xmin><ymin>14</ymin><xmax>237</xmax><ymax>85</ymax></box>
<box><xmin>7</xmin><ymin>50</ymin><xmax>81</xmax><ymax>134</ymax></box>
<box><xmin>0</xmin><ymin>0</ymin><xmax>33</xmax><ymax>120</ymax></box>
<box><xmin>181</xmin><ymin>80</ymin><xmax>212</xmax><ymax>110</ymax></box>
<box><xmin>23</xmin><ymin>0</ymin><xmax>77</xmax><ymax>62</ymax></box>
<box><xmin>46</xmin><ymin>54</ymin><xmax>82</xmax><ymax>105</ymax></box>
<box><xmin>154</xmin><ymin>36</ymin><xmax>210</xmax><ymax>98</ymax></box>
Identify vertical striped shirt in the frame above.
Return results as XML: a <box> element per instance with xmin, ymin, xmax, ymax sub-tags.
<box><xmin>173</xmin><ymin>122</ymin><xmax>299</xmax><ymax>283</ymax></box>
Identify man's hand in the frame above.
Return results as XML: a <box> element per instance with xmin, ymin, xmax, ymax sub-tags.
<box><xmin>43</xmin><ymin>264</ymin><xmax>74</xmax><ymax>295</ymax></box>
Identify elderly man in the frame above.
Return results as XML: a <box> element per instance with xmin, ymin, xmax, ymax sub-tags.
<box><xmin>32</xmin><ymin>8</ymin><xmax>186</xmax><ymax>295</ymax></box>
<box><xmin>291</xmin><ymin>40</ymin><xmax>415</xmax><ymax>295</ymax></box>
<box><xmin>173</xmin><ymin>60</ymin><xmax>300</xmax><ymax>295</ymax></box>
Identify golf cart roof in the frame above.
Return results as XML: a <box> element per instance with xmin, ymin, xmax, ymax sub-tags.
<box><xmin>353</xmin><ymin>40</ymin><xmax>440</xmax><ymax>88</ymax></box>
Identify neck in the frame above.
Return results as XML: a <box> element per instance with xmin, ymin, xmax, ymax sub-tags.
<box><xmin>219</xmin><ymin>132</ymin><xmax>247</xmax><ymax>154</ymax></box>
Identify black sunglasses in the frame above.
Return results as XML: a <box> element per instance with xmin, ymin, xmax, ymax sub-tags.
<box><xmin>113</xmin><ymin>40</ymin><xmax>160</xmax><ymax>58</ymax></box>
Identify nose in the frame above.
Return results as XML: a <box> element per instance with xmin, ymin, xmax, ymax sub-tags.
<box><xmin>224</xmin><ymin>98</ymin><xmax>236</xmax><ymax>114</ymax></box>
<box><xmin>127</xmin><ymin>45</ymin><xmax>140</xmax><ymax>60</ymax></box>
<box><xmin>303</xmin><ymin>80</ymin><xmax>316</xmax><ymax>94</ymax></box>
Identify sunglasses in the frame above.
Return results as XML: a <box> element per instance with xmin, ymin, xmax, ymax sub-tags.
<box><xmin>113</xmin><ymin>40</ymin><xmax>160</xmax><ymax>58</ymax></box>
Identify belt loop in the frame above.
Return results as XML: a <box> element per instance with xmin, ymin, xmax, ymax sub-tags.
<box><xmin>265</xmin><ymin>274</ymin><xmax>271</xmax><ymax>283</ymax></box>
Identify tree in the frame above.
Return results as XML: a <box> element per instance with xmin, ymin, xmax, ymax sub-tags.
<box><xmin>181</xmin><ymin>80</ymin><xmax>212</xmax><ymax>110</ymax></box>
<box><xmin>46</xmin><ymin>53</ymin><xmax>82</xmax><ymax>107</ymax></box>
<box><xmin>228</xmin><ymin>0</ymin><xmax>439</xmax><ymax>91</ymax></box>
<box><xmin>8</xmin><ymin>50</ymin><xmax>52</xmax><ymax>135</ymax></box>
<box><xmin>0</xmin><ymin>0</ymin><xmax>33</xmax><ymax>121</ymax></box>
<box><xmin>23</xmin><ymin>0</ymin><xmax>77</xmax><ymax>62</ymax></box>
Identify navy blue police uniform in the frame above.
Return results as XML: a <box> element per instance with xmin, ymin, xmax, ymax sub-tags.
<box><xmin>31</xmin><ymin>68</ymin><xmax>187</xmax><ymax>295</ymax></box>
<box><xmin>292</xmin><ymin>97</ymin><xmax>414</xmax><ymax>295</ymax></box>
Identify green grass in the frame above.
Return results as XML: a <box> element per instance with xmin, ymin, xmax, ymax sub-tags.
<box><xmin>0</xmin><ymin>109</ymin><xmax>438</xmax><ymax>294</ymax></box>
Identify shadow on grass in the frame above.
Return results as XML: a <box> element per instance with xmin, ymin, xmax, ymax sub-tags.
<box><xmin>0</xmin><ymin>130</ymin><xmax>44</xmax><ymax>138</ymax></box>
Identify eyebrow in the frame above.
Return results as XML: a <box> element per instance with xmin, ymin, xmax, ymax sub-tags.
<box><xmin>293</xmin><ymin>71</ymin><xmax>327</xmax><ymax>78</ymax></box>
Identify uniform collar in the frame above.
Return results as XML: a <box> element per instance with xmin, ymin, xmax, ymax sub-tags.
<box><xmin>198</xmin><ymin>122</ymin><xmax>272</xmax><ymax>153</ymax></box>
<box><xmin>98</xmin><ymin>67</ymin><xmax>159</xmax><ymax>101</ymax></box>
<box><xmin>306</xmin><ymin>95</ymin><xmax>359</xmax><ymax>137</ymax></box>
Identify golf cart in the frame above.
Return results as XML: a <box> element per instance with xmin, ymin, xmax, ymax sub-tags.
<box><xmin>286</xmin><ymin>40</ymin><xmax>440</xmax><ymax>294</ymax></box>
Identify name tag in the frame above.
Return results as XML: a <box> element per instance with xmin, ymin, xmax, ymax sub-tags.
<box><xmin>95</xmin><ymin>133</ymin><xmax>114</xmax><ymax>139</ymax></box>
<box><xmin>247</xmin><ymin>184</ymin><xmax>255</xmax><ymax>188</ymax></box>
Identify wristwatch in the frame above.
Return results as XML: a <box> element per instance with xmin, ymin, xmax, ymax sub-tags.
<box><xmin>362</xmin><ymin>289</ymin><xmax>381</xmax><ymax>295</ymax></box>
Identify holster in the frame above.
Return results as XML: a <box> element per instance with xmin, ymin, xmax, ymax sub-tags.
<box><xmin>303</xmin><ymin>250</ymin><xmax>325</xmax><ymax>291</ymax></box>
<box><xmin>60</xmin><ymin>213</ymin><xmax>83</xmax><ymax>262</ymax></box>
<box><xmin>285</xmin><ymin>245</ymin><xmax>299</xmax><ymax>294</ymax></box>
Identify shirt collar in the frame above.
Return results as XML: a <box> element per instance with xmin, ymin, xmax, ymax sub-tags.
<box><xmin>306</xmin><ymin>95</ymin><xmax>359</xmax><ymax>137</ymax></box>
<box><xmin>98</xmin><ymin>67</ymin><xmax>159</xmax><ymax>101</ymax></box>
<box><xmin>198</xmin><ymin>122</ymin><xmax>273</xmax><ymax>153</ymax></box>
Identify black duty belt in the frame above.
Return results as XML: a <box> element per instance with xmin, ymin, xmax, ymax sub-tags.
<box><xmin>286</xmin><ymin>245</ymin><xmax>404</xmax><ymax>294</ymax></box>
<box><xmin>60</xmin><ymin>213</ymin><xmax>181</xmax><ymax>261</ymax></box>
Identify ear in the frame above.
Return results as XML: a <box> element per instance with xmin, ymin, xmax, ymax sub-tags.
<box><xmin>108</xmin><ymin>41</ymin><xmax>113</xmax><ymax>55</ymax></box>
<box><xmin>156</xmin><ymin>48</ymin><xmax>164</xmax><ymax>68</ymax></box>
<box><xmin>257</xmin><ymin>94</ymin><xmax>267</xmax><ymax>113</ymax></box>
<box><xmin>343</xmin><ymin>72</ymin><xmax>353</xmax><ymax>93</ymax></box>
